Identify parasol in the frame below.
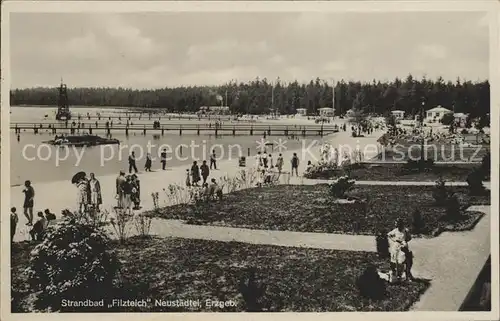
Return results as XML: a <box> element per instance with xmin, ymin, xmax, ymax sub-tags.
<box><xmin>71</xmin><ymin>171</ymin><xmax>87</xmax><ymax>184</ymax></box>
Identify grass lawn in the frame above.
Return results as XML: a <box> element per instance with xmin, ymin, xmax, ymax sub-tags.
<box><xmin>11</xmin><ymin>237</ymin><xmax>430</xmax><ymax>312</ymax></box>
<box><xmin>372</xmin><ymin>145</ymin><xmax>488</xmax><ymax>162</ymax></box>
<box><xmin>307</xmin><ymin>163</ymin><xmax>480</xmax><ymax>182</ymax></box>
<box><xmin>149</xmin><ymin>185</ymin><xmax>490</xmax><ymax>236</ymax></box>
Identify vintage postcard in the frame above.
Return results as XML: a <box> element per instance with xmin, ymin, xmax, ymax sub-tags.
<box><xmin>1</xmin><ymin>1</ymin><xmax>498</xmax><ymax>320</ymax></box>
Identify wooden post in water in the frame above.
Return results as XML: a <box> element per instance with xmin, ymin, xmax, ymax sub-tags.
<box><xmin>268</xmin><ymin>126</ymin><xmax>271</xmax><ymax>136</ymax></box>
<box><xmin>250</xmin><ymin>126</ymin><xmax>253</xmax><ymax>135</ymax></box>
<box><xmin>233</xmin><ymin>126</ymin><xmax>236</xmax><ymax>136</ymax></box>
<box><xmin>125</xmin><ymin>128</ymin><xmax>129</xmax><ymax>136</ymax></box>
<box><xmin>285</xmin><ymin>126</ymin><xmax>288</xmax><ymax>136</ymax></box>
<box><xmin>89</xmin><ymin>127</ymin><xmax>92</xmax><ymax>134</ymax></box>
<box><xmin>143</xmin><ymin>125</ymin><xmax>146</xmax><ymax>135</ymax></box>
<box><xmin>320</xmin><ymin>124</ymin><xmax>324</xmax><ymax>137</ymax></box>
<box><xmin>161</xmin><ymin>127</ymin><xmax>164</xmax><ymax>136</ymax></box>
<box><xmin>248</xmin><ymin>148</ymin><xmax>250</xmax><ymax>157</ymax></box>
<box><xmin>179</xmin><ymin>125</ymin><xmax>183</xmax><ymax>136</ymax></box>
<box><xmin>197</xmin><ymin>125</ymin><xmax>200</xmax><ymax>136</ymax></box>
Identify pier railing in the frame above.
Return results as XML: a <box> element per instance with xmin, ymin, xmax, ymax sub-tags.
<box><xmin>11</xmin><ymin>122</ymin><xmax>340</xmax><ymax>137</ymax></box>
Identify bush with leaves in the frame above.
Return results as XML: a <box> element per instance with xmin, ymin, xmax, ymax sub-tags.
<box><xmin>432</xmin><ymin>177</ymin><xmax>448</xmax><ymax>205</ymax></box>
<box><xmin>466</xmin><ymin>169</ymin><xmax>486</xmax><ymax>196</ymax></box>
<box><xmin>25</xmin><ymin>217</ymin><xmax>120</xmax><ymax>311</ymax></box>
<box><xmin>356</xmin><ymin>264</ymin><xmax>386</xmax><ymax>300</ymax></box>
<box><xmin>375</xmin><ymin>230</ymin><xmax>389</xmax><ymax>259</ymax></box>
<box><xmin>411</xmin><ymin>208</ymin><xmax>425</xmax><ymax>234</ymax></box>
<box><xmin>480</xmin><ymin>151</ymin><xmax>490</xmax><ymax>179</ymax></box>
<box><xmin>329</xmin><ymin>176</ymin><xmax>355</xmax><ymax>198</ymax></box>
<box><xmin>445</xmin><ymin>193</ymin><xmax>462</xmax><ymax>221</ymax></box>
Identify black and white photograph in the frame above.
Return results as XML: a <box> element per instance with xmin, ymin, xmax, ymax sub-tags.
<box><xmin>1</xmin><ymin>0</ymin><xmax>498</xmax><ymax>317</ymax></box>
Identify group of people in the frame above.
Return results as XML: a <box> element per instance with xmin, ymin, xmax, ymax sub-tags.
<box><xmin>115</xmin><ymin>171</ymin><xmax>142</xmax><ymax>211</ymax></box>
<box><xmin>318</xmin><ymin>143</ymin><xmax>364</xmax><ymax>167</ymax></box>
<box><xmin>75</xmin><ymin>172</ymin><xmax>103</xmax><ymax>213</ymax></box>
<box><xmin>11</xmin><ymin>181</ymin><xmax>57</xmax><ymax>243</ymax></box>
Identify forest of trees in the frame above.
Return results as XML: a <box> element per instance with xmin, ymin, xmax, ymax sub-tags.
<box><xmin>10</xmin><ymin>75</ymin><xmax>490</xmax><ymax>118</ymax></box>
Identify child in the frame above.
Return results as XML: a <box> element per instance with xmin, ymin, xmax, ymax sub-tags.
<box><xmin>11</xmin><ymin>207</ymin><xmax>18</xmax><ymax>243</ymax></box>
<box><xmin>44</xmin><ymin>209</ymin><xmax>56</xmax><ymax>222</ymax></box>
<box><xmin>30</xmin><ymin>212</ymin><xmax>48</xmax><ymax>242</ymax></box>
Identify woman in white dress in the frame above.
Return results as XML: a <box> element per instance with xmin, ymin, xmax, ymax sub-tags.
<box><xmin>88</xmin><ymin>173</ymin><xmax>102</xmax><ymax>211</ymax></box>
<box><xmin>387</xmin><ymin>218</ymin><xmax>414</xmax><ymax>281</ymax></box>
<box><xmin>76</xmin><ymin>176</ymin><xmax>90</xmax><ymax>214</ymax></box>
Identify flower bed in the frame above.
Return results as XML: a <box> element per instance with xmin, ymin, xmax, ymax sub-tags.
<box><xmin>306</xmin><ymin>163</ymin><xmax>481</xmax><ymax>182</ymax></box>
<box><xmin>11</xmin><ymin>238</ymin><xmax>430</xmax><ymax>312</ymax></box>
<box><xmin>372</xmin><ymin>144</ymin><xmax>489</xmax><ymax>163</ymax></box>
<box><xmin>149</xmin><ymin>185</ymin><xmax>490</xmax><ymax>236</ymax></box>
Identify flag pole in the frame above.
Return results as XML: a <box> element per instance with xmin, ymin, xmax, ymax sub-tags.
<box><xmin>332</xmin><ymin>79</ymin><xmax>335</xmax><ymax>117</ymax></box>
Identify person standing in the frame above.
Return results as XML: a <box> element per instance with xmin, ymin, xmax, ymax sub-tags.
<box><xmin>128</xmin><ymin>151</ymin><xmax>138</xmax><ymax>173</ymax></box>
<box><xmin>76</xmin><ymin>176</ymin><xmax>90</xmax><ymax>214</ymax></box>
<box><xmin>276</xmin><ymin>153</ymin><xmax>284</xmax><ymax>174</ymax></box>
<box><xmin>262</xmin><ymin>152</ymin><xmax>268</xmax><ymax>168</ymax></box>
<box><xmin>116</xmin><ymin>171</ymin><xmax>127</xmax><ymax>209</ymax></box>
<box><xmin>121</xmin><ymin>176</ymin><xmax>133</xmax><ymax>211</ymax></box>
<box><xmin>210</xmin><ymin>150</ymin><xmax>217</xmax><ymax>170</ymax></box>
<box><xmin>145</xmin><ymin>153</ymin><xmax>152</xmax><ymax>172</ymax></box>
<box><xmin>200</xmin><ymin>160</ymin><xmax>210</xmax><ymax>184</ymax></box>
<box><xmin>161</xmin><ymin>149</ymin><xmax>167</xmax><ymax>170</ymax></box>
<box><xmin>291</xmin><ymin>153</ymin><xmax>299</xmax><ymax>176</ymax></box>
<box><xmin>191</xmin><ymin>161</ymin><xmax>201</xmax><ymax>186</ymax></box>
<box><xmin>22</xmin><ymin>180</ymin><xmax>35</xmax><ymax>226</ymax></box>
<box><xmin>387</xmin><ymin>218</ymin><xmax>414</xmax><ymax>281</ymax></box>
<box><xmin>11</xmin><ymin>207</ymin><xmax>18</xmax><ymax>243</ymax></box>
<box><xmin>185</xmin><ymin>169</ymin><xmax>191</xmax><ymax>187</ymax></box>
<box><xmin>88</xmin><ymin>173</ymin><xmax>102</xmax><ymax>211</ymax></box>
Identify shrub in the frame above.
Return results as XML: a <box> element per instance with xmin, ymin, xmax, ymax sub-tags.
<box><xmin>480</xmin><ymin>152</ymin><xmax>490</xmax><ymax>179</ymax></box>
<box><xmin>404</xmin><ymin>158</ymin><xmax>435</xmax><ymax>172</ymax></box>
<box><xmin>375</xmin><ymin>230</ymin><xmax>390</xmax><ymax>259</ymax></box>
<box><xmin>432</xmin><ymin>177</ymin><xmax>448</xmax><ymax>205</ymax></box>
<box><xmin>133</xmin><ymin>213</ymin><xmax>153</xmax><ymax>238</ymax></box>
<box><xmin>411</xmin><ymin>208</ymin><xmax>425</xmax><ymax>234</ymax></box>
<box><xmin>356</xmin><ymin>264</ymin><xmax>386</xmax><ymax>300</ymax></box>
<box><xmin>329</xmin><ymin>176</ymin><xmax>355</xmax><ymax>198</ymax></box>
<box><xmin>25</xmin><ymin>217</ymin><xmax>120</xmax><ymax>311</ymax></box>
<box><xmin>461</xmin><ymin>129</ymin><xmax>469</xmax><ymax>134</ymax></box>
<box><xmin>239</xmin><ymin>267</ymin><xmax>266</xmax><ymax>312</ymax></box>
<box><xmin>109</xmin><ymin>208</ymin><xmax>133</xmax><ymax>243</ymax></box>
<box><xmin>445</xmin><ymin>193</ymin><xmax>462</xmax><ymax>220</ymax></box>
<box><xmin>466</xmin><ymin>169</ymin><xmax>485</xmax><ymax>196</ymax></box>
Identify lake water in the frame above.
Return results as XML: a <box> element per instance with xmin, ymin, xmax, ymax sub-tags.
<box><xmin>9</xmin><ymin>107</ymin><xmax>333</xmax><ymax>185</ymax></box>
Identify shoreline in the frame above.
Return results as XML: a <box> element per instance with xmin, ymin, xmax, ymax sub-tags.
<box><xmin>10</xmin><ymin>130</ymin><xmax>384</xmax><ymax>236</ymax></box>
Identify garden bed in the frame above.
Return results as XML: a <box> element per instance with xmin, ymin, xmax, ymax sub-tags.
<box><xmin>372</xmin><ymin>144</ymin><xmax>489</xmax><ymax>162</ymax></box>
<box><xmin>306</xmin><ymin>163</ymin><xmax>480</xmax><ymax>182</ymax></box>
<box><xmin>149</xmin><ymin>185</ymin><xmax>490</xmax><ymax>236</ymax></box>
<box><xmin>11</xmin><ymin>237</ymin><xmax>430</xmax><ymax>312</ymax></box>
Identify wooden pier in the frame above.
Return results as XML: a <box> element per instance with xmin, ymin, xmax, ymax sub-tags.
<box><xmin>11</xmin><ymin>122</ymin><xmax>340</xmax><ymax>137</ymax></box>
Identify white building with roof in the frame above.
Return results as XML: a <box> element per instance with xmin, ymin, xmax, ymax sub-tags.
<box><xmin>296</xmin><ymin>108</ymin><xmax>307</xmax><ymax>116</ymax></box>
<box><xmin>391</xmin><ymin>110</ymin><xmax>405</xmax><ymax>120</ymax></box>
<box><xmin>426</xmin><ymin>106</ymin><xmax>452</xmax><ymax>122</ymax></box>
<box><xmin>318</xmin><ymin>107</ymin><xmax>335</xmax><ymax>117</ymax></box>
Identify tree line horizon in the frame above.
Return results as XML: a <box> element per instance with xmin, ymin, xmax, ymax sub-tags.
<box><xmin>10</xmin><ymin>75</ymin><xmax>490</xmax><ymax>117</ymax></box>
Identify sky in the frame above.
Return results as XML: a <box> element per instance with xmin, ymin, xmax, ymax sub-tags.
<box><xmin>9</xmin><ymin>11</ymin><xmax>489</xmax><ymax>89</ymax></box>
